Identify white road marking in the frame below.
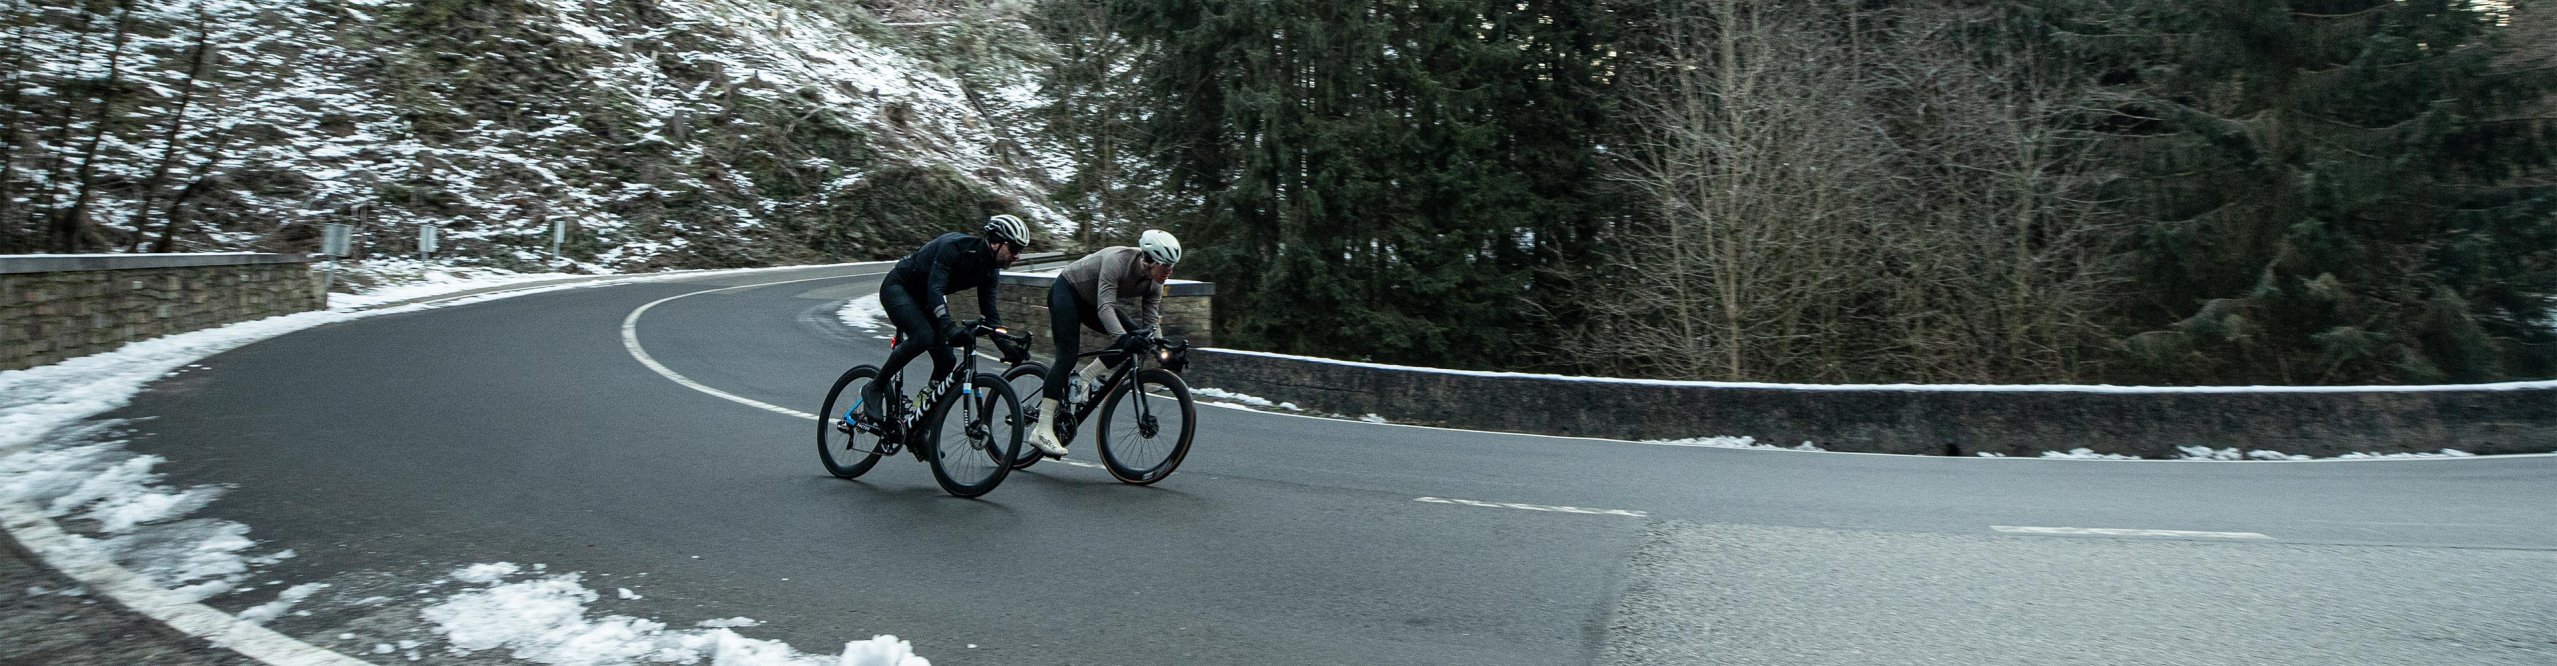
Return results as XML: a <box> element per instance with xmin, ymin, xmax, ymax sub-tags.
<box><xmin>1992</xmin><ymin>525</ymin><xmax>2273</xmax><ymax>540</ymax></box>
<box><xmin>624</xmin><ymin>271</ymin><xmax>1103</xmax><ymax>473</ymax></box>
<box><xmin>1</xmin><ymin>502</ymin><xmax>373</xmax><ymax>666</ymax></box>
<box><xmin>1414</xmin><ymin>496</ymin><xmax>1647</xmax><ymax>518</ymax></box>
<box><xmin>621</xmin><ymin>273</ymin><xmax>874</xmax><ymax>420</ymax></box>
<box><xmin>0</xmin><ymin>263</ymin><xmax>883</xmax><ymax>666</ymax></box>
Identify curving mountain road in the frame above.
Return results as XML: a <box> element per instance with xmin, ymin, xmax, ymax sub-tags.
<box><xmin>109</xmin><ymin>263</ymin><xmax>2557</xmax><ymax>665</ymax></box>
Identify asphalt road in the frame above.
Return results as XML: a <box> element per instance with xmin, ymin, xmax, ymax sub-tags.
<box><xmin>105</xmin><ymin>263</ymin><xmax>2557</xmax><ymax>665</ymax></box>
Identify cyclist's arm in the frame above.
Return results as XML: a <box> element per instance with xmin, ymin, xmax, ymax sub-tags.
<box><xmin>975</xmin><ymin>270</ymin><xmax>1000</xmax><ymax>329</ymax></box>
<box><xmin>1137</xmin><ymin>281</ymin><xmax>1164</xmax><ymax>334</ymax></box>
<box><xmin>924</xmin><ymin>247</ymin><xmax>960</xmax><ymax>335</ymax></box>
<box><xmin>1095</xmin><ymin>267</ymin><xmax>1130</xmax><ymax>337</ymax></box>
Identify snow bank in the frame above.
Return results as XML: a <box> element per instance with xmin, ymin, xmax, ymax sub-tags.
<box><xmin>0</xmin><ymin>267</ymin><xmax>929</xmax><ymax>665</ymax></box>
<box><xmin>423</xmin><ymin>565</ymin><xmax>927</xmax><ymax>666</ymax></box>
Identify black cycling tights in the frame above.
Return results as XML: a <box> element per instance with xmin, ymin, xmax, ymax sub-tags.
<box><xmin>877</xmin><ymin>278</ymin><xmax>955</xmax><ymax>389</ymax></box>
<box><xmin>1042</xmin><ymin>280</ymin><xmax>1136</xmax><ymax>402</ymax></box>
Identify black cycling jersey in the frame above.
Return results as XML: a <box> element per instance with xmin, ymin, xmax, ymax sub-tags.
<box><xmin>883</xmin><ymin>232</ymin><xmax>1004</xmax><ymax>335</ymax></box>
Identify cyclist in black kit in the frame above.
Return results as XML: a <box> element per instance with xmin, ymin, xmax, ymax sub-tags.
<box><xmin>860</xmin><ymin>214</ymin><xmax>1031</xmax><ymax>423</ymax></box>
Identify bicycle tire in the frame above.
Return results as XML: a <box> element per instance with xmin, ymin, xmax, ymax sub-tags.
<box><xmin>1000</xmin><ymin>362</ymin><xmax>1050</xmax><ymax>470</ymax></box>
<box><xmin>1095</xmin><ymin>368</ymin><xmax>1196</xmax><ymax>485</ymax></box>
<box><xmin>817</xmin><ymin>365</ymin><xmax>887</xmax><ymax>479</ymax></box>
<box><xmin>924</xmin><ymin>373</ymin><xmax>1023</xmax><ymax>497</ymax></box>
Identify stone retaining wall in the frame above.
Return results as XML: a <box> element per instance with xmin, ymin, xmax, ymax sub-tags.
<box><xmin>0</xmin><ymin>253</ymin><xmax>324</xmax><ymax>371</ymax></box>
<box><xmin>1181</xmin><ymin>349</ymin><xmax>2557</xmax><ymax>458</ymax></box>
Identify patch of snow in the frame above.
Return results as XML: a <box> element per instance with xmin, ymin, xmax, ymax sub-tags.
<box><xmin>2040</xmin><ymin>448</ymin><xmax>2142</xmax><ymax>460</ymax></box>
<box><xmin>237</xmin><ymin>583</ymin><xmax>329</xmax><ymax>625</ymax></box>
<box><xmin>1190</xmin><ymin>388</ymin><xmax>1300</xmax><ymax>411</ymax></box>
<box><xmin>453</xmin><ymin>562</ymin><xmax>522</xmax><ymax>584</ymax></box>
<box><xmin>323</xmin><ymin>259</ymin><xmax>574</xmax><ymax>311</ymax></box>
<box><xmin>1646</xmin><ymin>436</ymin><xmax>1827</xmax><ymax>452</ymax></box>
<box><xmin>424</xmin><ymin>567</ymin><xmax>927</xmax><ymax>665</ymax></box>
<box><xmin>2335</xmin><ymin>449</ymin><xmax>2476</xmax><ymax>460</ymax></box>
<box><xmin>837</xmin><ymin>294</ymin><xmax>889</xmax><ymax>330</ymax></box>
<box><xmin>2176</xmin><ymin>446</ymin><xmax>2312</xmax><ymax>462</ymax></box>
<box><xmin>698</xmin><ymin>617</ymin><xmax>763</xmax><ymax>628</ymax></box>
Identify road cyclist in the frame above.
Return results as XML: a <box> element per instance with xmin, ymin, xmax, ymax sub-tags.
<box><xmin>1000</xmin><ymin>229</ymin><xmax>1200</xmax><ymax>485</ymax></box>
<box><xmin>814</xmin><ymin>215</ymin><xmax>1036</xmax><ymax>497</ymax></box>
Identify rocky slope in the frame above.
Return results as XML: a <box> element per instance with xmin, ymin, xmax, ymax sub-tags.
<box><xmin>4</xmin><ymin>0</ymin><xmax>1072</xmax><ymax>273</ymax></box>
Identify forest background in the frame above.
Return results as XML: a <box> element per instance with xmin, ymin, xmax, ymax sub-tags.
<box><xmin>7</xmin><ymin>0</ymin><xmax>2555</xmax><ymax>385</ymax></box>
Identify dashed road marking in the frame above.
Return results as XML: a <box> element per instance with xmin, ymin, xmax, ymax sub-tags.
<box><xmin>1414</xmin><ymin>496</ymin><xmax>1647</xmax><ymax>517</ymax></box>
<box><xmin>1992</xmin><ymin>525</ymin><xmax>2272</xmax><ymax>540</ymax></box>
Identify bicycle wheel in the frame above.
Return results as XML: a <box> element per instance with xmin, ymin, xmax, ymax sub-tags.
<box><xmin>817</xmin><ymin>365</ymin><xmax>887</xmax><ymax>479</ymax></box>
<box><xmin>1095</xmin><ymin>369</ymin><xmax>1196</xmax><ymax>485</ymax></box>
<box><xmin>1000</xmin><ymin>362</ymin><xmax>1050</xmax><ymax>470</ymax></box>
<box><xmin>924</xmin><ymin>373</ymin><xmax>1022</xmax><ymax>497</ymax></box>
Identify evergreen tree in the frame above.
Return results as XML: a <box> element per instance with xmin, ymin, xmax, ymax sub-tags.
<box><xmin>2080</xmin><ymin>0</ymin><xmax>2557</xmax><ymax>383</ymax></box>
<box><xmin>1113</xmin><ymin>0</ymin><xmax>1615</xmax><ymax>367</ymax></box>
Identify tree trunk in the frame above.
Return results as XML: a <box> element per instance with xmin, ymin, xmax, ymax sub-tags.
<box><xmin>151</xmin><ymin>130</ymin><xmax>234</xmax><ymax>254</ymax></box>
<box><xmin>53</xmin><ymin>0</ymin><xmax>138</xmax><ymax>253</ymax></box>
<box><xmin>0</xmin><ymin>0</ymin><xmax>35</xmax><ymax>250</ymax></box>
<box><xmin>32</xmin><ymin>5</ymin><xmax>100</xmax><ymax>236</ymax></box>
<box><xmin>128</xmin><ymin>10</ymin><xmax>216</xmax><ymax>252</ymax></box>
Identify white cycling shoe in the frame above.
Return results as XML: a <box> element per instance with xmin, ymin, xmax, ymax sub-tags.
<box><xmin>1029</xmin><ymin>398</ymin><xmax>1071</xmax><ymax>458</ymax></box>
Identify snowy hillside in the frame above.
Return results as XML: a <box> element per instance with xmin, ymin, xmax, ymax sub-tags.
<box><xmin>4</xmin><ymin>0</ymin><xmax>1071</xmax><ymax>273</ymax></box>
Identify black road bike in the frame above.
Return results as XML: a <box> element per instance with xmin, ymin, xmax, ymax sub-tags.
<box><xmin>999</xmin><ymin>331</ymin><xmax>1198</xmax><ymax>485</ymax></box>
<box><xmin>817</xmin><ymin>320</ymin><xmax>1028</xmax><ymax>498</ymax></box>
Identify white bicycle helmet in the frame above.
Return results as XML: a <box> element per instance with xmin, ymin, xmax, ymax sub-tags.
<box><xmin>984</xmin><ymin>214</ymin><xmax>1030</xmax><ymax>248</ymax></box>
<box><xmin>1138</xmin><ymin>229</ymin><xmax>1182</xmax><ymax>266</ymax></box>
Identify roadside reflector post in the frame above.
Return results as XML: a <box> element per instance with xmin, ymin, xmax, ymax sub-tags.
<box><xmin>320</xmin><ymin>222</ymin><xmax>352</xmax><ymax>304</ymax></box>
<box><xmin>419</xmin><ymin>224</ymin><xmax>438</xmax><ymax>260</ymax></box>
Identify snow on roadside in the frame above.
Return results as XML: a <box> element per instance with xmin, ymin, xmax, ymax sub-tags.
<box><xmin>1646</xmin><ymin>436</ymin><xmax>1828</xmax><ymax>452</ymax></box>
<box><xmin>322</xmin><ymin>258</ymin><xmax>583</xmax><ymax>310</ymax></box>
<box><xmin>2334</xmin><ymin>449</ymin><xmax>2476</xmax><ymax>460</ymax></box>
<box><xmin>837</xmin><ymin>294</ymin><xmax>888</xmax><ymax>331</ymax></box>
<box><xmin>236</xmin><ymin>583</ymin><xmax>329</xmax><ymax>625</ymax></box>
<box><xmin>2037</xmin><ymin>448</ymin><xmax>2142</xmax><ymax>460</ymax></box>
<box><xmin>1969</xmin><ymin>446</ymin><xmax>2483</xmax><ymax>461</ymax></box>
<box><xmin>423</xmin><ymin>564</ymin><xmax>925</xmax><ymax>666</ymax></box>
<box><xmin>0</xmin><ymin>267</ymin><xmax>929</xmax><ymax>665</ymax></box>
<box><xmin>1190</xmin><ymin>387</ymin><xmax>1301</xmax><ymax>412</ymax></box>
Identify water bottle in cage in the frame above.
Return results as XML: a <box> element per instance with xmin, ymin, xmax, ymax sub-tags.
<box><xmin>1073</xmin><ymin>359</ymin><xmax>1107</xmax><ymax>405</ymax></box>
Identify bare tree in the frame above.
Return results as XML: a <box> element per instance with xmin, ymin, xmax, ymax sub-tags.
<box><xmin>0</xmin><ymin>0</ymin><xmax>38</xmax><ymax>250</ymax></box>
<box><xmin>51</xmin><ymin>0</ymin><xmax>137</xmax><ymax>252</ymax></box>
<box><xmin>1581</xmin><ymin>0</ymin><xmax>2122</xmax><ymax>383</ymax></box>
<box><xmin>31</xmin><ymin>1</ymin><xmax>100</xmax><ymax>244</ymax></box>
<box><xmin>1594</xmin><ymin>0</ymin><xmax>1894</xmax><ymax>381</ymax></box>
<box><xmin>1860</xmin><ymin>8</ymin><xmax>2124</xmax><ymax>382</ymax></box>
<box><xmin>127</xmin><ymin>7</ymin><xmax>216</xmax><ymax>252</ymax></box>
<box><xmin>149</xmin><ymin>128</ymin><xmax>233</xmax><ymax>253</ymax></box>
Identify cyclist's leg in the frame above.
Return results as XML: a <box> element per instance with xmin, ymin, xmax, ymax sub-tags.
<box><xmin>1040</xmin><ymin>280</ymin><xmax>1086</xmax><ymax>403</ymax></box>
<box><xmin>870</xmin><ymin>280</ymin><xmax>937</xmax><ymax>419</ymax></box>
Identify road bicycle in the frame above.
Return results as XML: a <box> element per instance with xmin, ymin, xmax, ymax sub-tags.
<box><xmin>998</xmin><ymin>331</ymin><xmax>1197</xmax><ymax>485</ymax></box>
<box><xmin>817</xmin><ymin>320</ymin><xmax>1028</xmax><ymax>498</ymax></box>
